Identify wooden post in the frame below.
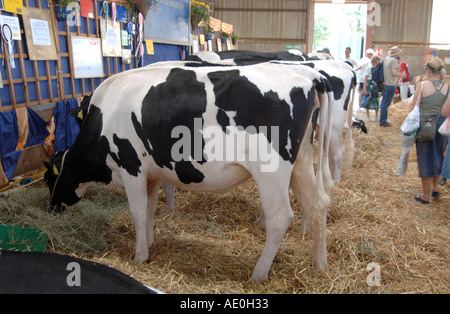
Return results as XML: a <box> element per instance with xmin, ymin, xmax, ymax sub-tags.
<box><xmin>365</xmin><ymin>0</ymin><xmax>375</xmax><ymax>50</ymax></box>
<box><xmin>305</xmin><ymin>0</ymin><xmax>314</xmax><ymax>53</ymax></box>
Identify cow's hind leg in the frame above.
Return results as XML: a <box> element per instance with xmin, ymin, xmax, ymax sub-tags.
<box><xmin>146</xmin><ymin>180</ymin><xmax>161</xmax><ymax>248</ymax></box>
<box><xmin>162</xmin><ymin>181</ymin><xmax>175</xmax><ymax>212</ymax></box>
<box><xmin>251</xmin><ymin>170</ymin><xmax>294</xmax><ymax>282</ymax></box>
<box><xmin>121</xmin><ymin>173</ymin><xmax>149</xmax><ymax>264</ymax></box>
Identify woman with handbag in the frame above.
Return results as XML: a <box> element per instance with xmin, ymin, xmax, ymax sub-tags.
<box><xmin>409</xmin><ymin>57</ymin><xmax>449</xmax><ymax>204</ymax></box>
<box><xmin>439</xmin><ymin>92</ymin><xmax>450</xmax><ymax>185</ymax></box>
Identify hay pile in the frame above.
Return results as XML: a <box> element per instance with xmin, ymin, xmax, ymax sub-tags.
<box><xmin>0</xmin><ymin>100</ymin><xmax>448</xmax><ymax>293</ymax></box>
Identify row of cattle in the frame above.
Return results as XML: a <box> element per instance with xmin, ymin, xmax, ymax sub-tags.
<box><xmin>44</xmin><ymin>50</ymin><xmax>357</xmax><ymax>282</ymax></box>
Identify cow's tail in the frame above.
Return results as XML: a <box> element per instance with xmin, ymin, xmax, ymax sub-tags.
<box><xmin>343</xmin><ymin>83</ymin><xmax>356</xmax><ymax>173</ymax></box>
<box><xmin>309</xmin><ymin>89</ymin><xmax>332</xmax><ymax>270</ymax></box>
<box><xmin>322</xmin><ymin>90</ymin><xmax>334</xmax><ymax>194</ymax></box>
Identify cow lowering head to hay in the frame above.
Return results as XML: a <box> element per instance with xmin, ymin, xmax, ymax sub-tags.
<box><xmin>44</xmin><ymin>62</ymin><xmax>333</xmax><ymax>282</ymax></box>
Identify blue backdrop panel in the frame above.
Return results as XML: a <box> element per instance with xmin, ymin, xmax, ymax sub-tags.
<box><xmin>144</xmin><ymin>0</ymin><xmax>190</xmax><ymax>45</ymax></box>
<box><xmin>0</xmin><ymin>1</ymin><xmax>184</xmax><ymax>109</ymax></box>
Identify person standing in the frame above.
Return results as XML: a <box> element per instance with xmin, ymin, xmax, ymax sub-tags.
<box><xmin>342</xmin><ymin>47</ymin><xmax>358</xmax><ymax>68</ymax></box>
<box><xmin>398</xmin><ymin>57</ymin><xmax>412</xmax><ymax>101</ymax></box>
<box><xmin>379</xmin><ymin>46</ymin><xmax>403</xmax><ymax>127</ymax></box>
<box><xmin>440</xmin><ymin>91</ymin><xmax>450</xmax><ymax>186</ymax></box>
<box><xmin>410</xmin><ymin>57</ymin><xmax>449</xmax><ymax>204</ymax></box>
<box><xmin>355</xmin><ymin>48</ymin><xmax>375</xmax><ymax>110</ymax></box>
<box><xmin>361</xmin><ymin>54</ymin><xmax>381</xmax><ymax>121</ymax></box>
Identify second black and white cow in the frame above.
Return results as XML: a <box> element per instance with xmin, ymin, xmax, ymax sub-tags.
<box><xmin>187</xmin><ymin>51</ymin><xmax>357</xmax><ymax>182</ymax></box>
<box><xmin>44</xmin><ymin>62</ymin><xmax>333</xmax><ymax>282</ymax></box>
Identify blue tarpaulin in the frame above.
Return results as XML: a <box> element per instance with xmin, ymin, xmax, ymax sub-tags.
<box><xmin>0</xmin><ymin>107</ymin><xmax>49</xmax><ymax>180</ymax></box>
<box><xmin>26</xmin><ymin>107</ymin><xmax>50</xmax><ymax>148</ymax></box>
<box><xmin>53</xmin><ymin>98</ymin><xmax>80</xmax><ymax>152</ymax></box>
<box><xmin>0</xmin><ymin>110</ymin><xmax>22</xmax><ymax>180</ymax></box>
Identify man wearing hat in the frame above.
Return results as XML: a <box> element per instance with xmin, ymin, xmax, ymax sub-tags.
<box><xmin>379</xmin><ymin>46</ymin><xmax>403</xmax><ymax>127</ymax></box>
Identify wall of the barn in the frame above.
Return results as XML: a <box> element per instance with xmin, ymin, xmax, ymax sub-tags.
<box><xmin>372</xmin><ymin>0</ymin><xmax>449</xmax><ymax>82</ymax></box>
<box><xmin>0</xmin><ymin>0</ymin><xmax>186</xmax><ymax>186</ymax></box>
<box><xmin>209</xmin><ymin>0</ymin><xmax>308</xmax><ymax>51</ymax></box>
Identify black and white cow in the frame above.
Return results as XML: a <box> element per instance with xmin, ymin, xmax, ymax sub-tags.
<box><xmin>186</xmin><ymin>49</ymin><xmax>330</xmax><ymax>66</ymax></box>
<box><xmin>186</xmin><ymin>51</ymin><xmax>357</xmax><ymax>183</ymax></box>
<box><xmin>44</xmin><ymin>62</ymin><xmax>333</xmax><ymax>282</ymax></box>
<box><xmin>171</xmin><ymin>53</ymin><xmax>356</xmax><ymax>238</ymax></box>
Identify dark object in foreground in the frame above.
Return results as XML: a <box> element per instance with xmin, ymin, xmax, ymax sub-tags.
<box><xmin>0</xmin><ymin>250</ymin><xmax>156</xmax><ymax>294</ymax></box>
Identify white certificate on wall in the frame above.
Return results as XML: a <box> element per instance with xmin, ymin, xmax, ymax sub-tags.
<box><xmin>71</xmin><ymin>36</ymin><xmax>103</xmax><ymax>78</ymax></box>
<box><xmin>29</xmin><ymin>18</ymin><xmax>51</xmax><ymax>46</ymax></box>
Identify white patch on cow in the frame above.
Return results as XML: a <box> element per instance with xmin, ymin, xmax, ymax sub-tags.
<box><xmin>194</xmin><ymin>51</ymin><xmax>221</xmax><ymax>63</ymax></box>
<box><xmin>287</xmin><ymin>49</ymin><xmax>303</xmax><ymax>56</ymax></box>
<box><xmin>284</xmin><ymin>130</ymin><xmax>292</xmax><ymax>156</ymax></box>
<box><xmin>225</xmin><ymin>110</ymin><xmax>237</xmax><ymax>126</ymax></box>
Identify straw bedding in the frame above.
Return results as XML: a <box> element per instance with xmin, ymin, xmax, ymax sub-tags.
<box><xmin>0</xmin><ymin>100</ymin><xmax>448</xmax><ymax>293</ymax></box>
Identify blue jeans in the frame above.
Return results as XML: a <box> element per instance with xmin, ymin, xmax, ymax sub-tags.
<box><xmin>442</xmin><ymin>144</ymin><xmax>450</xmax><ymax>179</ymax></box>
<box><xmin>379</xmin><ymin>85</ymin><xmax>396</xmax><ymax>125</ymax></box>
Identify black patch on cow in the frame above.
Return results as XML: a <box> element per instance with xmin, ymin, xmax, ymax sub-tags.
<box><xmin>318</xmin><ymin>70</ymin><xmax>345</xmax><ymax>101</ymax></box>
<box><xmin>216</xmin><ymin>108</ymin><xmax>230</xmax><ymax>133</ymax></box>
<box><xmin>217</xmin><ymin>50</ymin><xmax>308</xmax><ymax>62</ymax></box>
<box><xmin>184</xmin><ymin>61</ymin><xmax>232</xmax><ymax>68</ymax></box>
<box><xmin>108</xmin><ymin>134</ymin><xmax>142</xmax><ymax>177</ymax></box>
<box><xmin>131</xmin><ymin>112</ymin><xmax>153</xmax><ymax>156</ymax></box>
<box><xmin>174</xmin><ymin>161</ymin><xmax>205</xmax><ymax>184</ymax></box>
<box><xmin>185</xmin><ymin>55</ymin><xmax>202</xmax><ymax>62</ymax></box>
<box><xmin>134</xmin><ymin>68</ymin><xmax>207</xmax><ymax>184</ymax></box>
<box><xmin>208</xmin><ymin>69</ymin><xmax>315</xmax><ymax>163</ymax></box>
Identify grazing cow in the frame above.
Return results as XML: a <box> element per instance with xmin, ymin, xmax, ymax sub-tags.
<box><xmin>70</xmin><ymin>95</ymin><xmax>175</xmax><ymax>212</ymax></box>
<box><xmin>352</xmin><ymin>118</ymin><xmax>368</xmax><ymax>134</ymax></box>
<box><xmin>44</xmin><ymin>62</ymin><xmax>333</xmax><ymax>282</ymax></box>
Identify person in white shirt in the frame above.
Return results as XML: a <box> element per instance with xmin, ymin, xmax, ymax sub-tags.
<box><xmin>342</xmin><ymin>47</ymin><xmax>358</xmax><ymax>68</ymax></box>
<box><xmin>355</xmin><ymin>48</ymin><xmax>375</xmax><ymax>109</ymax></box>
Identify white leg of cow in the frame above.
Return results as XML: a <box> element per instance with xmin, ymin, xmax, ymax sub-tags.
<box><xmin>251</xmin><ymin>170</ymin><xmax>294</xmax><ymax>282</ymax></box>
<box><xmin>146</xmin><ymin>181</ymin><xmax>161</xmax><ymax>248</ymax></box>
<box><xmin>162</xmin><ymin>181</ymin><xmax>175</xmax><ymax>212</ymax></box>
<box><xmin>328</xmin><ymin>131</ymin><xmax>344</xmax><ymax>182</ymax></box>
<box><xmin>122</xmin><ymin>174</ymin><xmax>149</xmax><ymax>264</ymax></box>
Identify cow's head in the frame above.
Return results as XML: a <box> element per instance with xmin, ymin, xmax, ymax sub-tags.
<box><xmin>44</xmin><ymin>151</ymin><xmax>82</xmax><ymax>212</ymax></box>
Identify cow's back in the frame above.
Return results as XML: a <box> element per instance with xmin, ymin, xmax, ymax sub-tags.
<box><xmin>89</xmin><ymin>63</ymin><xmax>319</xmax><ymax>190</ymax></box>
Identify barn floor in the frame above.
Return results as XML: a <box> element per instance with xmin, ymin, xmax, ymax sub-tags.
<box><xmin>0</xmin><ymin>99</ymin><xmax>449</xmax><ymax>294</ymax></box>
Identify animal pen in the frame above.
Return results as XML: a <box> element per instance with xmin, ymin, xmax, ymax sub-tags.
<box><xmin>0</xmin><ymin>0</ymin><xmax>449</xmax><ymax>295</ymax></box>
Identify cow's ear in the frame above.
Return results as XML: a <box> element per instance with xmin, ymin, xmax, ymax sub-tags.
<box><xmin>44</xmin><ymin>161</ymin><xmax>51</xmax><ymax>170</ymax></box>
